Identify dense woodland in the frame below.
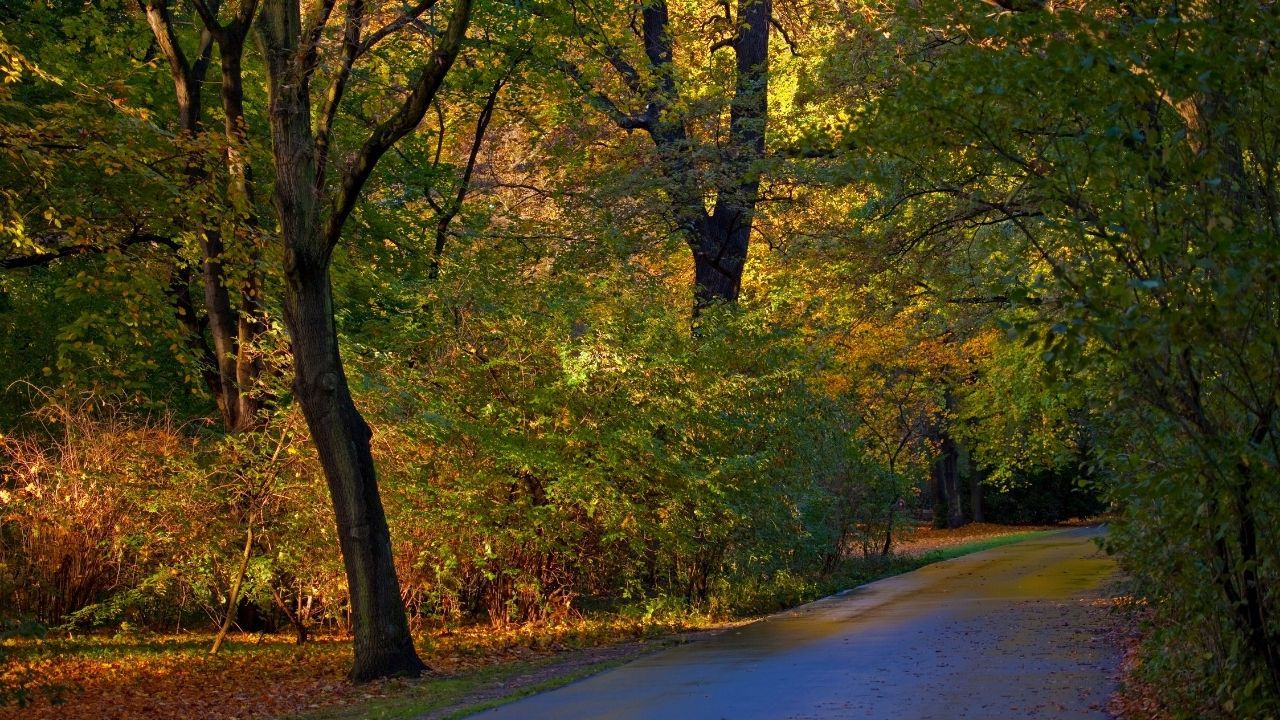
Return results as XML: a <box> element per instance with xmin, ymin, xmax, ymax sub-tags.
<box><xmin>0</xmin><ymin>0</ymin><xmax>1276</xmax><ymax>716</ymax></box>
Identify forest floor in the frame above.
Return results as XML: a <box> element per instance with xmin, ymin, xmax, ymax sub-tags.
<box><xmin>0</xmin><ymin>521</ymin><xmax>1100</xmax><ymax>720</ymax></box>
<box><xmin>1105</xmin><ymin>597</ymin><xmax>1171</xmax><ymax>720</ymax></box>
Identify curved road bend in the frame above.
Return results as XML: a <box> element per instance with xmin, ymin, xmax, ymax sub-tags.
<box><xmin>470</xmin><ymin>527</ymin><xmax>1120</xmax><ymax>720</ymax></box>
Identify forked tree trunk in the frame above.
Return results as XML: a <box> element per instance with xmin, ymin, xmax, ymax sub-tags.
<box><xmin>582</xmin><ymin>0</ymin><xmax>769</xmax><ymax>312</ymax></box>
<box><xmin>143</xmin><ymin>0</ymin><xmax>267</xmax><ymax>433</ymax></box>
<box><xmin>690</xmin><ymin>0</ymin><xmax>768</xmax><ymax>310</ymax></box>
<box><xmin>256</xmin><ymin>0</ymin><xmax>470</xmax><ymax>680</ymax></box>
<box><xmin>692</xmin><ymin>213</ymin><xmax>751</xmax><ymax>308</ymax></box>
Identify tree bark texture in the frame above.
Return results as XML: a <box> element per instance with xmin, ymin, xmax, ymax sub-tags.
<box><xmin>286</xmin><ymin>266</ymin><xmax>424</xmax><ymax>680</ymax></box>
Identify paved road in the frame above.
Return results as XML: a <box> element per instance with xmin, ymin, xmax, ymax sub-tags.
<box><xmin>472</xmin><ymin>527</ymin><xmax>1120</xmax><ymax>719</ymax></box>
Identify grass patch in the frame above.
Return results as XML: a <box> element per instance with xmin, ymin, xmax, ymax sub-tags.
<box><xmin>822</xmin><ymin>529</ymin><xmax>1062</xmax><ymax>598</ymax></box>
<box><xmin>434</xmin><ymin>657</ymin><xmax>633</xmax><ymax>720</ymax></box>
<box><xmin>297</xmin><ymin>643</ymin><xmax>662</xmax><ymax>720</ymax></box>
<box><xmin>725</xmin><ymin>528</ymin><xmax>1066</xmax><ymax>616</ymax></box>
<box><xmin>921</xmin><ymin>529</ymin><xmax>1062</xmax><ymax>562</ymax></box>
<box><xmin>295</xmin><ymin>659</ymin><xmax>549</xmax><ymax>720</ymax></box>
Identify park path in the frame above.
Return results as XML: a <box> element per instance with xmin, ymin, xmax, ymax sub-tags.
<box><xmin>470</xmin><ymin>527</ymin><xmax>1120</xmax><ymax>719</ymax></box>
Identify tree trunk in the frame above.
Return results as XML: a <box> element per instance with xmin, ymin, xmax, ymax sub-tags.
<box><xmin>970</xmin><ymin>462</ymin><xmax>985</xmax><ymax>523</ymax></box>
<box><xmin>219</xmin><ymin>30</ymin><xmax>268</xmax><ymax>432</ymax></box>
<box><xmin>143</xmin><ymin>2</ymin><xmax>266</xmax><ymax>433</ymax></box>
<box><xmin>880</xmin><ymin>503</ymin><xmax>895</xmax><ymax>557</ymax></box>
<box><xmin>692</xmin><ymin>214</ymin><xmax>750</xmax><ymax>308</ymax></box>
<box><xmin>588</xmin><ymin>0</ymin><xmax>768</xmax><ymax>312</ymax></box>
<box><xmin>941</xmin><ymin>434</ymin><xmax>964</xmax><ymax>528</ymax></box>
<box><xmin>271</xmin><ymin>585</ymin><xmax>309</xmax><ymax>645</ymax></box>
<box><xmin>931</xmin><ymin>430</ymin><xmax>964</xmax><ymax>529</ymax></box>
<box><xmin>284</xmin><ymin>263</ymin><xmax>425</xmax><ymax>681</ymax></box>
<box><xmin>211</xmin><ymin>526</ymin><xmax>253</xmax><ymax>654</ymax></box>
<box><xmin>692</xmin><ymin>0</ymin><xmax>769</xmax><ymax>310</ymax></box>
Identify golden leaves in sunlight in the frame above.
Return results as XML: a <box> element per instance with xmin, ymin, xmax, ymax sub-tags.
<box><xmin>1</xmin><ymin>617</ymin><xmax>713</xmax><ymax>720</ymax></box>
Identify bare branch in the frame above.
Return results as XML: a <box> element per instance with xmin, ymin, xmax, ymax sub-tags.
<box><xmin>770</xmin><ymin>15</ymin><xmax>798</xmax><ymax>56</ymax></box>
<box><xmin>301</xmin><ymin>0</ymin><xmax>340</xmax><ymax>76</ymax></box>
<box><xmin>599</xmin><ymin>42</ymin><xmax>644</xmax><ymax>94</ymax></box>
<box><xmin>190</xmin><ymin>0</ymin><xmax>223</xmax><ymax>35</ymax></box>
<box><xmin>228</xmin><ymin>0</ymin><xmax>260</xmax><ymax>36</ymax></box>
<box><xmin>140</xmin><ymin>0</ymin><xmax>216</xmax><ymax>129</ymax></box>
<box><xmin>710</xmin><ymin>36</ymin><xmax>734</xmax><ymax>53</ymax></box>
<box><xmin>431</xmin><ymin>61</ymin><xmax>518</xmax><ymax>278</ymax></box>
<box><xmin>555</xmin><ymin>59</ymin><xmax>653</xmax><ymax>131</ymax></box>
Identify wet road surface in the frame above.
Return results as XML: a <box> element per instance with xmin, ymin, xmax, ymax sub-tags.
<box><xmin>471</xmin><ymin>527</ymin><xmax>1120</xmax><ymax>719</ymax></box>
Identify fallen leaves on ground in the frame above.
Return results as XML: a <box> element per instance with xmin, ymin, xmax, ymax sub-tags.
<box><xmin>1104</xmin><ymin>596</ymin><xmax>1171</xmax><ymax>720</ymax></box>
<box><xmin>3</xmin><ymin>636</ymin><xmax>359</xmax><ymax>720</ymax></box>
<box><xmin>2</xmin><ymin>522</ymin><xmax>1095</xmax><ymax>720</ymax></box>
<box><xmin>891</xmin><ymin>520</ymin><xmax>1069</xmax><ymax>556</ymax></box>
<box><xmin>0</xmin><ymin>617</ymin><xmax>711</xmax><ymax>720</ymax></box>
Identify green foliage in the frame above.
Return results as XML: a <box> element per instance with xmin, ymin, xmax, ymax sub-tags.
<box><xmin>342</xmin><ymin>233</ymin><xmax>870</xmax><ymax>622</ymax></box>
<box><xmin>7</xmin><ymin>0</ymin><xmax>1273</xmax><ymax>710</ymax></box>
<box><xmin>864</xmin><ymin>1</ymin><xmax>1280</xmax><ymax>712</ymax></box>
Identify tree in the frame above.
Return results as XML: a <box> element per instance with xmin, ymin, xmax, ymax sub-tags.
<box><xmin>866</xmin><ymin>0</ymin><xmax>1280</xmax><ymax>708</ymax></box>
<box><xmin>255</xmin><ymin>0</ymin><xmax>473</xmax><ymax>681</ymax></box>
<box><xmin>549</xmin><ymin>0</ymin><xmax>772</xmax><ymax>310</ymax></box>
<box><xmin>141</xmin><ymin>0</ymin><xmax>270</xmax><ymax>433</ymax></box>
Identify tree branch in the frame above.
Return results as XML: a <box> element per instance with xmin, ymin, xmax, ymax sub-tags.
<box><xmin>0</xmin><ymin>229</ymin><xmax>178</xmax><ymax>270</ymax></box>
<box><xmin>555</xmin><ymin>59</ymin><xmax>653</xmax><ymax>130</ymax></box>
<box><xmin>321</xmin><ymin>0</ymin><xmax>473</xmax><ymax>255</ymax></box>
<box><xmin>360</xmin><ymin>0</ymin><xmax>439</xmax><ymax>54</ymax></box>
<box><xmin>314</xmin><ymin>0</ymin><xmax>368</xmax><ymax>190</ymax></box>
<box><xmin>770</xmin><ymin>16</ymin><xmax>798</xmax><ymax>56</ymax></box>
<box><xmin>431</xmin><ymin>62</ymin><xmax>516</xmax><ymax>279</ymax></box>
<box><xmin>301</xmin><ymin>0</ymin><xmax>340</xmax><ymax>76</ymax></box>
<box><xmin>190</xmin><ymin>0</ymin><xmax>223</xmax><ymax>36</ymax></box>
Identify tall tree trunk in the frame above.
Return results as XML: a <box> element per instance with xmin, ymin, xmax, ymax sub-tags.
<box><xmin>880</xmin><ymin>503</ymin><xmax>895</xmax><ymax>557</ymax></box>
<box><xmin>142</xmin><ymin>0</ymin><xmax>266</xmax><ymax>433</ymax></box>
<box><xmin>284</xmin><ymin>265</ymin><xmax>423</xmax><ymax>680</ymax></box>
<box><xmin>692</xmin><ymin>0</ymin><xmax>769</xmax><ymax>310</ymax></box>
<box><xmin>260</xmin><ymin>54</ymin><xmax>426</xmax><ymax>675</ymax></box>
<box><xmin>692</xmin><ymin>214</ymin><xmax>751</xmax><ymax>307</ymax></box>
<box><xmin>218</xmin><ymin>26</ymin><xmax>268</xmax><ymax>432</ymax></box>
<box><xmin>937</xmin><ymin>432</ymin><xmax>964</xmax><ymax>529</ymax></box>
<box><xmin>930</xmin><ymin>417</ymin><xmax>964</xmax><ymax>529</ymax></box>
